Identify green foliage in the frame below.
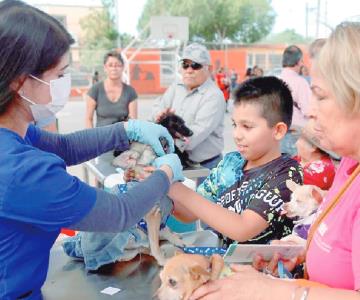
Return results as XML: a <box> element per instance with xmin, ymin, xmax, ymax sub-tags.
<box><xmin>80</xmin><ymin>8</ymin><xmax>118</xmax><ymax>50</ymax></box>
<box><xmin>137</xmin><ymin>0</ymin><xmax>275</xmax><ymax>43</ymax></box>
<box><xmin>79</xmin><ymin>1</ymin><xmax>119</xmax><ymax>68</ymax></box>
<box><xmin>261</xmin><ymin>29</ymin><xmax>310</xmax><ymax>44</ymax></box>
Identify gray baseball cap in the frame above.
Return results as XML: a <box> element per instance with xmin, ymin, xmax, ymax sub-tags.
<box><xmin>181</xmin><ymin>43</ymin><xmax>211</xmax><ymax>65</ymax></box>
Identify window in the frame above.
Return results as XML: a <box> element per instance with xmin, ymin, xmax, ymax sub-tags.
<box><xmin>160</xmin><ymin>50</ymin><xmax>177</xmax><ymax>87</ymax></box>
<box><xmin>269</xmin><ymin>54</ymin><xmax>282</xmax><ymax>69</ymax></box>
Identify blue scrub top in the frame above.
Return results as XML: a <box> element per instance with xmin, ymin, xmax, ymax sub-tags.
<box><xmin>0</xmin><ymin>127</ymin><xmax>96</xmax><ymax>299</ymax></box>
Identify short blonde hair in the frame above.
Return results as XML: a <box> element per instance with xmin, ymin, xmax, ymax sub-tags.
<box><xmin>316</xmin><ymin>22</ymin><xmax>360</xmax><ymax>113</ymax></box>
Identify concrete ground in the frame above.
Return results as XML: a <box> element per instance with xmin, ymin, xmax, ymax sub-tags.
<box><xmin>57</xmin><ymin>96</ymin><xmax>237</xmax><ymax>181</ymax></box>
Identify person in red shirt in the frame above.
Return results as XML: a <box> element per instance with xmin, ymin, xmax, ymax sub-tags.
<box><xmin>293</xmin><ymin>120</ymin><xmax>337</xmax><ymax>190</ymax></box>
<box><xmin>215</xmin><ymin>67</ymin><xmax>230</xmax><ymax>111</ymax></box>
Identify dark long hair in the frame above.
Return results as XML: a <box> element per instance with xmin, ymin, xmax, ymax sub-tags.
<box><xmin>0</xmin><ymin>0</ymin><xmax>74</xmax><ymax>114</ymax></box>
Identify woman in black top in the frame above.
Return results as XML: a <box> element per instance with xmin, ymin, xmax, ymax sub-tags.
<box><xmin>85</xmin><ymin>51</ymin><xmax>138</xmax><ymax>128</ymax></box>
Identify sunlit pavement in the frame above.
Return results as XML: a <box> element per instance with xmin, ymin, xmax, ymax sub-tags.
<box><xmin>57</xmin><ymin>96</ymin><xmax>236</xmax><ymax>181</ymax></box>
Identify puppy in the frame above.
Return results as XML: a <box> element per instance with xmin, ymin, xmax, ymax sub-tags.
<box><xmin>283</xmin><ymin>180</ymin><xmax>325</xmax><ymax>219</ymax></box>
<box><xmin>113</xmin><ymin>114</ymin><xmax>196</xmax><ymax>169</ymax></box>
<box><xmin>155</xmin><ymin>253</ymin><xmax>224</xmax><ymax>300</ymax></box>
<box><xmin>157</xmin><ymin>114</ymin><xmax>200</xmax><ymax>168</ymax></box>
<box><xmin>112</xmin><ymin>141</ymin><xmax>156</xmax><ymax>172</ymax></box>
<box><xmin>158</xmin><ymin>114</ymin><xmax>193</xmax><ymax>142</ymax></box>
<box><xmin>282</xmin><ymin>180</ymin><xmax>326</xmax><ymax>241</ymax></box>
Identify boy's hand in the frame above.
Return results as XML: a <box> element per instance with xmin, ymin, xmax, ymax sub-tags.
<box><xmin>124</xmin><ymin>166</ymin><xmax>155</xmax><ymax>182</ymax></box>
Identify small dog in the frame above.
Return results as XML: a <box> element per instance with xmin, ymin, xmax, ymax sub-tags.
<box><xmin>112</xmin><ymin>114</ymin><xmax>196</xmax><ymax>169</ymax></box>
<box><xmin>282</xmin><ymin>180</ymin><xmax>326</xmax><ymax>241</ymax></box>
<box><xmin>158</xmin><ymin>114</ymin><xmax>201</xmax><ymax>168</ymax></box>
<box><xmin>155</xmin><ymin>252</ymin><xmax>224</xmax><ymax>300</ymax></box>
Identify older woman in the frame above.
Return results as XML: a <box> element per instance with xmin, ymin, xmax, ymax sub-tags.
<box><xmin>0</xmin><ymin>1</ymin><xmax>182</xmax><ymax>299</ymax></box>
<box><xmin>191</xmin><ymin>22</ymin><xmax>360</xmax><ymax>300</ymax></box>
<box><xmin>85</xmin><ymin>51</ymin><xmax>138</xmax><ymax>128</ymax></box>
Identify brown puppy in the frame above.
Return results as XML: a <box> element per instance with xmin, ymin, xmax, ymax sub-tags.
<box><xmin>155</xmin><ymin>253</ymin><xmax>224</xmax><ymax>300</ymax></box>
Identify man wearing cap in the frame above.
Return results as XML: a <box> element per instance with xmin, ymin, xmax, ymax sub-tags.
<box><xmin>152</xmin><ymin>43</ymin><xmax>225</xmax><ymax>184</ymax></box>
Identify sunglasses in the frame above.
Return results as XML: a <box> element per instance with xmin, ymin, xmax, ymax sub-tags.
<box><xmin>181</xmin><ymin>61</ymin><xmax>203</xmax><ymax>70</ymax></box>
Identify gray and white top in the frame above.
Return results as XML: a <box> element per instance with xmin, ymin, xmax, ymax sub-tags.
<box><xmin>152</xmin><ymin>77</ymin><xmax>225</xmax><ymax>162</ymax></box>
<box><xmin>88</xmin><ymin>82</ymin><xmax>138</xmax><ymax>127</ymax></box>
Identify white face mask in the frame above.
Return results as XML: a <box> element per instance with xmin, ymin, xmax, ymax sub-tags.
<box><xmin>20</xmin><ymin>73</ymin><xmax>71</xmax><ymax>127</ymax></box>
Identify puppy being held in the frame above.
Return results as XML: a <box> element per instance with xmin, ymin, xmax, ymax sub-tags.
<box><xmin>113</xmin><ymin>114</ymin><xmax>197</xmax><ymax>169</ymax></box>
<box><xmin>281</xmin><ymin>180</ymin><xmax>326</xmax><ymax>242</ymax></box>
<box><xmin>155</xmin><ymin>252</ymin><xmax>224</xmax><ymax>300</ymax></box>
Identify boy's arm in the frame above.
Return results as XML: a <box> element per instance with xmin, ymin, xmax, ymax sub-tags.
<box><xmin>172</xmin><ymin>158</ymin><xmax>222</xmax><ymax>222</ymax></box>
<box><xmin>169</xmin><ymin>183</ymin><xmax>268</xmax><ymax>242</ymax></box>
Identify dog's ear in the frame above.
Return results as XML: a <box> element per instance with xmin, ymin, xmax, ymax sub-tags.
<box><xmin>286</xmin><ymin>180</ymin><xmax>300</xmax><ymax>192</ymax></box>
<box><xmin>311</xmin><ymin>187</ymin><xmax>325</xmax><ymax>204</ymax></box>
<box><xmin>189</xmin><ymin>265</ymin><xmax>211</xmax><ymax>283</ymax></box>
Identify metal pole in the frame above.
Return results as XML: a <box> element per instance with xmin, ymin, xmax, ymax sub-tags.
<box><xmin>114</xmin><ymin>0</ymin><xmax>121</xmax><ymax>48</ymax></box>
<box><xmin>305</xmin><ymin>2</ymin><xmax>309</xmax><ymax>39</ymax></box>
<box><xmin>316</xmin><ymin>0</ymin><xmax>321</xmax><ymax>38</ymax></box>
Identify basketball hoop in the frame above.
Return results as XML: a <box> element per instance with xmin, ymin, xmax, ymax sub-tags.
<box><xmin>150</xmin><ymin>16</ymin><xmax>189</xmax><ymax>41</ymax></box>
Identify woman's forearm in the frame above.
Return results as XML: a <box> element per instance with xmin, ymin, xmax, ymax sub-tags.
<box><xmin>32</xmin><ymin>123</ymin><xmax>129</xmax><ymax>165</ymax></box>
<box><xmin>267</xmin><ymin>278</ymin><xmax>360</xmax><ymax>300</ymax></box>
<box><xmin>128</xmin><ymin>100</ymin><xmax>138</xmax><ymax>119</ymax></box>
<box><xmin>71</xmin><ymin>170</ymin><xmax>170</xmax><ymax>232</ymax></box>
<box><xmin>85</xmin><ymin>118</ymin><xmax>93</xmax><ymax>129</ymax></box>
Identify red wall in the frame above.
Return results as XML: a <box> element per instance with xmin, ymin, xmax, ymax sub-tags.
<box><xmin>71</xmin><ymin>45</ymin><xmax>309</xmax><ymax>98</ymax></box>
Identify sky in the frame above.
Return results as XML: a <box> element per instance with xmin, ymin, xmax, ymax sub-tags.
<box><xmin>26</xmin><ymin>0</ymin><xmax>360</xmax><ymax>38</ymax></box>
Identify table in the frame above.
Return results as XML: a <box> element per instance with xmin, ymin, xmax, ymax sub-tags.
<box><xmin>83</xmin><ymin>152</ymin><xmax>210</xmax><ymax>187</ymax></box>
<box><xmin>42</xmin><ymin>231</ymin><xmax>219</xmax><ymax>299</ymax></box>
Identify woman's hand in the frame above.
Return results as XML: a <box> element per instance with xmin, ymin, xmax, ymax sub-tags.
<box><xmin>190</xmin><ymin>265</ymin><xmax>273</xmax><ymax>300</ymax></box>
<box><xmin>153</xmin><ymin>154</ymin><xmax>184</xmax><ymax>183</ymax></box>
<box><xmin>124</xmin><ymin>119</ymin><xmax>175</xmax><ymax>156</ymax></box>
<box><xmin>252</xmin><ymin>240</ymin><xmax>306</xmax><ymax>277</ymax></box>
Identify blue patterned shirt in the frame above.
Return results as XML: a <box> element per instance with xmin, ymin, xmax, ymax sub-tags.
<box><xmin>197</xmin><ymin>152</ymin><xmax>303</xmax><ymax>246</ymax></box>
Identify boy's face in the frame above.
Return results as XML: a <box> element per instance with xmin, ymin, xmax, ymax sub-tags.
<box><xmin>232</xmin><ymin>103</ymin><xmax>281</xmax><ymax>168</ymax></box>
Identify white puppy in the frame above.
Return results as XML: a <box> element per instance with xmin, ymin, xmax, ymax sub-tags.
<box><xmin>282</xmin><ymin>180</ymin><xmax>326</xmax><ymax>241</ymax></box>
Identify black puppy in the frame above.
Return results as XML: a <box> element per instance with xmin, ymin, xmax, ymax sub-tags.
<box><xmin>158</xmin><ymin>114</ymin><xmax>200</xmax><ymax>168</ymax></box>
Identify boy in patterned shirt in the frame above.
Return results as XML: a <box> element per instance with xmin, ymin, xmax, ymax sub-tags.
<box><xmin>168</xmin><ymin>76</ymin><xmax>303</xmax><ymax>246</ymax></box>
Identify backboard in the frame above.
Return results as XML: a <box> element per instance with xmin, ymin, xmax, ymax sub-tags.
<box><xmin>150</xmin><ymin>16</ymin><xmax>189</xmax><ymax>41</ymax></box>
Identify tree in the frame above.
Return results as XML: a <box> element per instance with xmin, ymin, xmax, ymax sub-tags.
<box><xmin>79</xmin><ymin>0</ymin><xmax>119</xmax><ymax>68</ymax></box>
<box><xmin>261</xmin><ymin>29</ymin><xmax>311</xmax><ymax>44</ymax></box>
<box><xmin>137</xmin><ymin>0</ymin><xmax>275</xmax><ymax>43</ymax></box>
<box><xmin>80</xmin><ymin>1</ymin><xmax>118</xmax><ymax>50</ymax></box>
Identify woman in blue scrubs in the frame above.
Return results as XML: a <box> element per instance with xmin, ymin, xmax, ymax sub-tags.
<box><xmin>0</xmin><ymin>1</ymin><xmax>183</xmax><ymax>299</ymax></box>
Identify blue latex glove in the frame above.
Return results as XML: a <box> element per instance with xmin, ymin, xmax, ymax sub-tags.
<box><xmin>125</xmin><ymin>119</ymin><xmax>175</xmax><ymax>156</ymax></box>
<box><xmin>153</xmin><ymin>154</ymin><xmax>184</xmax><ymax>182</ymax></box>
